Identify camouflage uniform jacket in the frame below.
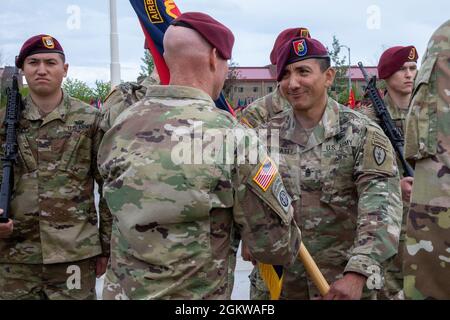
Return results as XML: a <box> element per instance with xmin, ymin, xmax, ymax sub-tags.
<box><xmin>238</xmin><ymin>86</ymin><xmax>291</xmax><ymax>128</ymax></box>
<box><xmin>403</xmin><ymin>19</ymin><xmax>450</xmax><ymax>300</ymax></box>
<box><xmin>101</xmin><ymin>75</ymin><xmax>158</xmax><ymax>132</ymax></box>
<box><xmin>98</xmin><ymin>85</ymin><xmax>301</xmax><ymax>300</ymax></box>
<box><xmin>357</xmin><ymin>92</ymin><xmax>410</xmax><ymax>299</ymax></box>
<box><xmin>0</xmin><ymin>92</ymin><xmax>112</xmax><ymax>264</ymax></box>
<box><xmin>257</xmin><ymin>98</ymin><xmax>403</xmax><ymax>299</ymax></box>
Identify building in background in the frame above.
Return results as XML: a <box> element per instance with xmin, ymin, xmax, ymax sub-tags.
<box><xmin>224</xmin><ymin>64</ymin><xmax>378</xmax><ymax>109</ymax></box>
<box><xmin>224</xmin><ymin>65</ymin><xmax>277</xmax><ymax>108</ymax></box>
<box><xmin>345</xmin><ymin>65</ymin><xmax>378</xmax><ymax>93</ymax></box>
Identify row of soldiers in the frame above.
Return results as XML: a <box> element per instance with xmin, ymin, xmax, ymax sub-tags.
<box><xmin>0</xmin><ymin>12</ymin><xmax>448</xmax><ymax>300</ymax></box>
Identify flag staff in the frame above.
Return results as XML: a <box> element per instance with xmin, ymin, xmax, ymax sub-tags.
<box><xmin>109</xmin><ymin>0</ymin><xmax>121</xmax><ymax>87</ymax></box>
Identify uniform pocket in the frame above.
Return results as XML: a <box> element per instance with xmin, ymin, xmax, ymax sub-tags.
<box><xmin>320</xmin><ymin>141</ymin><xmax>355</xmax><ymax>206</ymax></box>
<box><xmin>59</xmin><ymin>132</ymin><xmax>92</xmax><ymax>181</ymax></box>
<box><xmin>17</xmin><ymin>134</ymin><xmax>37</xmax><ymax>173</ymax></box>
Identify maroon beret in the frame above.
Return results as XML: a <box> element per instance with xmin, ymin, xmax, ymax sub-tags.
<box><xmin>16</xmin><ymin>34</ymin><xmax>64</xmax><ymax>68</ymax></box>
<box><xmin>270</xmin><ymin>27</ymin><xmax>311</xmax><ymax>65</ymax></box>
<box><xmin>378</xmin><ymin>46</ymin><xmax>418</xmax><ymax>79</ymax></box>
<box><xmin>171</xmin><ymin>12</ymin><xmax>234</xmax><ymax>60</ymax></box>
<box><xmin>276</xmin><ymin>37</ymin><xmax>329</xmax><ymax>81</ymax></box>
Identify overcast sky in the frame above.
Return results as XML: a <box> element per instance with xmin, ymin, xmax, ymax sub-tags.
<box><xmin>1</xmin><ymin>0</ymin><xmax>448</xmax><ymax>86</ymax></box>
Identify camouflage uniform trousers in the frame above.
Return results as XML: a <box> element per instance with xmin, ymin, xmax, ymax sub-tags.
<box><xmin>0</xmin><ymin>257</ymin><xmax>97</xmax><ymax>300</ymax></box>
<box><xmin>377</xmin><ymin>202</ymin><xmax>409</xmax><ymax>300</ymax></box>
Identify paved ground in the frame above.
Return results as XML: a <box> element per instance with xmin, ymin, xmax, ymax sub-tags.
<box><xmin>96</xmin><ymin>244</ymin><xmax>253</xmax><ymax>300</ymax></box>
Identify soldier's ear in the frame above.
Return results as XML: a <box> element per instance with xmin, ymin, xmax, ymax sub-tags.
<box><xmin>63</xmin><ymin>63</ymin><xmax>69</xmax><ymax>78</ymax></box>
<box><xmin>325</xmin><ymin>67</ymin><xmax>336</xmax><ymax>88</ymax></box>
<box><xmin>209</xmin><ymin>48</ymin><xmax>219</xmax><ymax>72</ymax></box>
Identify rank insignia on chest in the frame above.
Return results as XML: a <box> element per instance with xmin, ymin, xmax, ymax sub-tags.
<box><xmin>373</xmin><ymin>146</ymin><xmax>386</xmax><ymax>166</ymax></box>
<box><xmin>253</xmin><ymin>157</ymin><xmax>278</xmax><ymax>191</ymax></box>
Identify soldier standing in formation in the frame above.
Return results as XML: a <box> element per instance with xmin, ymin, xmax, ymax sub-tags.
<box><xmin>245</xmin><ymin>35</ymin><xmax>403</xmax><ymax>300</ymax></box>
<box><xmin>0</xmin><ymin>35</ymin><xmax>112</xmax><ymax>300</ymax></box>
<box><xmin>403</xmin><ymin>19</ymin><xmax>450</xmax><ymax>300</ymax></box>
<box><xmin>357</xmin><ymin>45</ymin><xmax>418</xmax><ymax>299</ymax></box>
<box><xmin>97</xmin><ymin>12</ymin><xmax>301</xmax><ymax>300</ymax></box>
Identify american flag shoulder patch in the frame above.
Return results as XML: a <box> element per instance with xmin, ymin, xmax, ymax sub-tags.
<box><xmin>253</xmin><ymin>157</ymin><xmax>278</xmax><ymax>191</ymax></box>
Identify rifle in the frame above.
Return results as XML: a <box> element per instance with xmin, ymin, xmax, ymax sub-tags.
<box><xmin>0</xmin><ymin>68</ymin><xmax>23</xmax><ymax>223</ymax></box>
<box><xmin>358</xmin><ymin>62</ymin><xmax>414</xmax><ymax>177</ymax></box>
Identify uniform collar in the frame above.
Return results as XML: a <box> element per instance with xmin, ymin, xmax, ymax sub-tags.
<box><xmin>272</xmin><ymin>86</ymin><xmax>290</xmax><ymax>113</ymax></box>
<box><xmin>281</xmin><ymin>97</ymin><xmax>341</xmax><ymax>148</ymax></box>
<box><xmin>23</xmin><ymin>90</ymin><xmax>70</xmax><ymax>124</ymax></box>
<box><xmin>384</xmin><ymin>92</ymin><xmax>409</xmax><ymax>119</ymax></box>
<box><xmin>145</xmin><ymin>85</ymin><xmax>214</xmax><ymax>104</ymax></box>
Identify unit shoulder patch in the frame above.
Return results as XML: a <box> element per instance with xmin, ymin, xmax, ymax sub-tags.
<box><xmin>362</xmin><ymin>125</ymin><xmax>396</xmax><ymax>175</ymax></box>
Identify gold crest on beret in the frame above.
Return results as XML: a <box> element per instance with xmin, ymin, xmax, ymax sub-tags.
<box><xmin>42</xmin><ymin>36</ymin><xmax>55</xmax><ymax>49</ymax></box>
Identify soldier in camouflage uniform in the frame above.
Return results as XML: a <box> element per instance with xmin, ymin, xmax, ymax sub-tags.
<box><xmin>357</xmin><ymin>45</ymin><xmax>418</xmax><ymax>299</ymax></box>
<box><xmin>100</xmin><ymin>69</ymin><xmax>159</xmax><ymax>132</ymax></box>
<box><xmin>98</xmin><ymin>12</ymin><xmax>301</xmax><ymax>300</ymax></box>
<box><xmin>0</xmin><ymin>35</ymin><xmax>112</xmax><ymax>300</ymax></box>
<box><xmin>247</xmin><ymin>36</ymin><xmax>403</xmax><ymax>300</ymax></box>
<box><xmin>239</xmin><ymin>27</ymin><xmax>311</xmax><ymax>128</ymax></box>
<box><xmin>403</xmin><ymin>19</ymin><xmax>450</xmax><ymax>300</ymax></box>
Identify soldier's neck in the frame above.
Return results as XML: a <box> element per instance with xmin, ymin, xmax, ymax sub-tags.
<box><xmin>293</xmin><ymin>95</ymin><xmax>327</xmax><ymax>129</ymax></box>
<box><xmin>386</xmin><ymin>89</ymin><xmax>411</xmax><ymax>110</ymax></box>
<box><xmin>169</xmin><ymin>75</ymin><xmax>214</xmax><ymax>100</ymax></box>
<box><xmin>29</xmin><ymin>88</ymin><xmax>64</xmax><ymax>115</ymax></box>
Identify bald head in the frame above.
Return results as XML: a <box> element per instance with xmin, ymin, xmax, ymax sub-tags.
<box><xmin>163</xmin><ymin>25</ymin><xmax>228</xmax><ymax>99</ymax></box>
<box><xmin>164</xmin><ymin>25</ymin><xmax>213</xmax><ymax>66</ymax></box>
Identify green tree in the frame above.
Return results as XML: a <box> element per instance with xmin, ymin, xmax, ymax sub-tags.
<box><xmin>93</xmin><ymin>80</ymin><xmax>111</xmax><ymax>102</ymax></box>
<box><xmin>140</xmin><ymin>50</ymin><xmax>155</xmax><ymax>78</ymax></box>
<box><xmin>223</xmin><ymin>59</ymin><xmax>241</xmax><ymax>105</ymax></box>
<box><xmin>327</xmin><ymin>35</ymin><xmax>350</xmax><ymax>104</ymax></box>
<box><xmin>63</xmin><ymin>78</ymin><xmax>93</xmax><ymax>103</ymax></box>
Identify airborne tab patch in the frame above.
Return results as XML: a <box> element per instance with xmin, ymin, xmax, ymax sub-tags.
<box><xmin>145</xmin><ymin>0</ymin><xmax>164</xmax><ymax>24</ymax></box>
<box><xmin>253</xmin><ymin>157</ymin><xmax>278</xmax><ymax>191</ymax></box>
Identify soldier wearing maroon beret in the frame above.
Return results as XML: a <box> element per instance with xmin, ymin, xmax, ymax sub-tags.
<box><xmin>238</xmin><ymin>27</ymin><xmax>311</xmax><ymax>129</ymax></box>
<box><xmin>99</xmin><ymin>12</ymin><xmax>301</xmax><ymax>300</ymax></box>
<box><xmin>357</xmin><ymin>45</ymin><xmax>418</xmax><ymax>300</ymax></box>
<box><xmin>0</xmin><ymin>34</ymin><xmax>112</xmax><ymax>300</ymax></box>
<box><xmin>246</xmin><ymin>36</ymin><xmax>402</xmax><ymax>300</ymax></box>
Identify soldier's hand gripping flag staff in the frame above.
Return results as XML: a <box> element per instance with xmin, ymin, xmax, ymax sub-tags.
<box><xmin>259</xmin><ymin>243</ymin><xmax>330</xmax><ymax>299</ymax></box>
<box><xmin>129</xmin><ymin>0</ymin><xmax>235</xmax><ymax>116</ymax></box>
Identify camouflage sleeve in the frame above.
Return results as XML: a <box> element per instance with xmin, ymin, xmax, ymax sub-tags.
<box><xmin>231</xmin><ymin>139</ymin><xmax>301</xmax><ymax>266</ymax></box>
<box><xmin>92</xmin><ymin>115</ymin><xmax>113</xmax><ymax>256</ymax></box>
<box><xmin>238</xmin><ymin>101</ymin><xmax>268</xmax><ymax>129</ymax></box>
<box><xmin>100</xmin><ymin>89</ymin><xmax>125</xmax><ymax>133</ymax></box>
<box><xmin>404</xmin><ymin>54</ymin><xmax>441</xmax><ymax>160</ymax></box>
<box><xmin>345</xmin><ymin>123</ymin><xmax>403</xmax><ymax>279</ymax></box>
<box><xmin>356</xmin><ymin>103</ymin><xmax>380</xmax><ymax>125</ymax></box>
